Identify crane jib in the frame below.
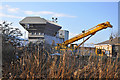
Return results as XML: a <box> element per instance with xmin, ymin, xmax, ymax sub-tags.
<box><xmin>62</xmin><ymin>21</ymin><xmax>112</xmax><ymax>46</ymax></box>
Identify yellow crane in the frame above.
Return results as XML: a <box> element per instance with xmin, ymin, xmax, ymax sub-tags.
<box><xmin>55</xmin><ymin>21</ymin><xmax>113</xmax><ymax>55</ymax></box>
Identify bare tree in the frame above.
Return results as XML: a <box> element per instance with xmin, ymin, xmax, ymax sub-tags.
<box><xmin>0</xmin><ymin>21</ymin><xmax>23</xmax><ymax>47</ymax></box>
<box><xmin>1</xmin><ymin>21</ymin><xmax>24</xmax><ymax>65</ymax></box>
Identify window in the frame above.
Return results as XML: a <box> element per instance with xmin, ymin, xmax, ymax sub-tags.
<box><xmin>34</xmin><ymin>32</ymin><xmax>36</xmax><ymax>35</ymax></box>
<box><xmin>25</xmin><ymin>24</ymin><xmax>29</xmax><ymax>29</ymax></box>
<box><xmin>60</xmin><ymin>33</ymin><xmax>62</xmax><ymax>35</ymax></box>
<box><xmin>42</xmin><ymin>33</ymin><xmax>44</xmax><ymax>35</ymax></box>
<box><xmin>29</xmin><ymin>33</ymin><xmax>32</xmax><ymax>35</ymax></box>
<box><xmin>39</xmin><ymin>32</ymin><xmax>41</xmax><ymax>35</ymax></box>
<box><xmin>27</xmin><ymin>24</ymin><xmax>29</xmax><ymax>28</ymax></box>
<box><xmin>36</xmin><ymin>32</ymin><xmax>39</xmax><ymax>35</ymax></box>
<box><xmin>97</xmin><ymin>49</ymin><xmax>102</xmax><ymax>54</ymax></box>
<box><xmin>31</xmin><ymin>24</ymin><xmax>33</xmax><ymax>27</ymax></box>
<box><xmin>32</xmin><ymin>32</ymin><xmax>34</xmax><ymax>35</ymax></box>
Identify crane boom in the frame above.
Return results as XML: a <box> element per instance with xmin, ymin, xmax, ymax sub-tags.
<box><xmin>62</xmin><ymin>21</ymin><xmax>112</xmax><ymax>46</ymax></box>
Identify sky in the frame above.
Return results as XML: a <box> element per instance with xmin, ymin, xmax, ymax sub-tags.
<box><xmin>0</xmin><ymin>0</ymin><xmax>119</xmax><ymax>2</ymax></box>
<box><xmin>0</xmin><ymin>2</ymin><xmax>118</xmax><ymax>44</ymax></box>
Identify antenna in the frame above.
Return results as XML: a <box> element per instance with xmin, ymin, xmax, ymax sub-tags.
<box><xmin>52</xmin><ymin>17</ymin><xmax>58</xmax><ymax>23</ymax></box>
<box><xmin>52</xmin><ymin>17</ymin><xmax>54</xmax><ymax>22</ymax></box>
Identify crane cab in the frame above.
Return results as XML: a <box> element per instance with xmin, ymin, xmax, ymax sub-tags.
<box><xmin>70</xmin><ymin>44</ymin><xmax>78</xmax><ymax>50</ymax></box>
<box><xmin>95</xmin><ymin>48</ymin><xmax>106</xmax><ymax>56</ymax></box>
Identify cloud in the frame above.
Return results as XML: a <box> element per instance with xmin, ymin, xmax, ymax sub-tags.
<box><xmin>7</xmin><ymin>8</ymin><xmax>19</xmax><ymax>13</ymax></box>
<box><xmin>24</xmin><ymin>10</ymin><xmax>76</xmax><ymax>18</ymax></box>
<box><xmin>24</xmin><ymin>11</ymin><xmax>34</xmax><ymax>15</ymax></box>
<box><xmin>24</xmin><ymin>11</ymin><xmax>54</xmax><ymax>15</ymax></box>
<box><xmin>0</xmin><ymin>13</ymin><xmax>24</xmax><ymax>19</ymax></box>
<box><xmin>24</xmin><ymin>10</ymin><xmax>53</xmax><ymax>15</ymax></box>
<box><xmin>2</xmin><ymin>4</ymin><xmax>76</xmax><ymax>18</ymax></box>
<box><xmin>0</xmin><ymin>6</ymin><xmax>3</xmax><ymax>10</ymax></box>
<box><xmin>0</xmin><ymin>5</ymin><xmax>23</xmax><ymax>19</ymax></box>
<box><xmin>5</xmin><ymin>5</ymin><xmax>20</xmax><ymax>13</ymax></box>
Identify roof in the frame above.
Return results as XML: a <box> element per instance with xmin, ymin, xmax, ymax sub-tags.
<box><xmin>95</xmin><ymin>37</ymin><xmax>118</xmax><ymax>45</ymax></box>
<box><xmin>19</xmin><ymin>17</ymin><xmax>47</xmax><ymax>24</ymax></box>
<box><xmin>19</xmin><ymin>16</ymin><xmax>62</xmax><ymax>27</ymax></box>
<box><xmin>47</xmin><ymin>20</ymin><xmax>61</xmax><ymax>27</ymax></box>
<box><xmin>19</xmin><ymin>16</ymin><xmax>62</xmax><ymax>36</ymax></box>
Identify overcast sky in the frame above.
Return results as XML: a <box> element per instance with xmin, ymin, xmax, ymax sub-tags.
<box><xmin>0</xmin><ymin>2</ymin><xmax>118</xmax><ymax>44</ymax></box>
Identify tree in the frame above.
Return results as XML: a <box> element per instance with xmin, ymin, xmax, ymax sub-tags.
<box><xmin>0</xmin><ymin>21</ymin><xmax>23</xmax><ymax>47</ymax></box>
<box><xmin>0</xmin><ymin>21</ymin><xmax>23</xmax><ymax>64</ymax></box>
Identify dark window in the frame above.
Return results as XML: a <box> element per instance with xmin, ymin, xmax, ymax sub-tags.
<box><xmin>32</xmin><ymin>32</ymin><xmax>34</xmax><ymax>35</ymax></box>
<box><xmin>36</xmin><ymin>32</ymin><xmax>39</xmax><ymax>35</ymax></box>
<box><xmin>97</xmin><ymin>49</ymin><xmax>102</xmax><ymax>54</ymax></box>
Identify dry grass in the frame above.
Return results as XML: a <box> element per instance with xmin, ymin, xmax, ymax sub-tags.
<box><xmin>2</xmin><ymin>45</ymin><xmax>120</xmax><ymax>79</ymax></box>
